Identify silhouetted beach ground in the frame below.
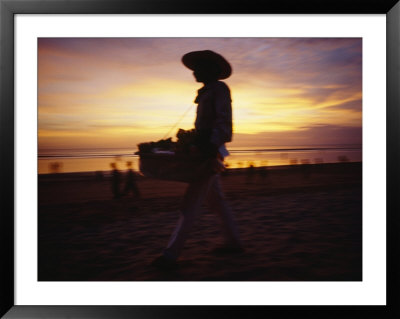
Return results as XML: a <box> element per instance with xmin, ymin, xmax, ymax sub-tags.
<box><xmin>38</xmin><ymin>162</ymin><xmax>362</xmax><ymax>281</ymax></box>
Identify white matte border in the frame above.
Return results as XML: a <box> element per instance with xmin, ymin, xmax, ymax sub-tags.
<box><xmin>15</xmin><ymin>14</ymin><xmax>386</xmax><ymax>305</ymax></box>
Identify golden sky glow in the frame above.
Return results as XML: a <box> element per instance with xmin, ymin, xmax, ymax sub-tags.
<box><xmin>38</xmin><ymin>38</ymin><xmax>362</xmax><ymax>150</ymax></box>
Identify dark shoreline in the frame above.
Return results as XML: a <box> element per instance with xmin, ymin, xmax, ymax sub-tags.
<box><xmin>38</xmin><ymin>160</ymin><xmax>362</xmax><ymax>180</ymax></box>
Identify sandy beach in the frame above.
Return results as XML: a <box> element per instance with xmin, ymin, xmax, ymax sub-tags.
<box><xmin>38</xmin><ymin>162</ymin><xmax>362</xmax><ymax>281</ymax></box>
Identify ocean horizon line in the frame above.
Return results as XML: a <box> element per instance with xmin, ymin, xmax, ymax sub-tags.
<box><xmin>38</xmin><ymin>160</ymin><xmax>363</xmax><ymax>176</ymax></box>
<box><xmin>38</xmin><ymin>144</ymin><xmax>362</xmax><ymax>159</ymax></box>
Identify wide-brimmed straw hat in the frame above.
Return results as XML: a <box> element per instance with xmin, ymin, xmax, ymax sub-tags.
<box><xmin>181</xmin><ymin>50</ymin><xmax>232</xmax><ymax>79</ymax></box>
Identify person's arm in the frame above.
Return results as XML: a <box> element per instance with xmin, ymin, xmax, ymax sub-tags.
<box><xmin>209</xmin><ymin>83</ymin><xmax>233</xmax><ymax>156</ymax></box>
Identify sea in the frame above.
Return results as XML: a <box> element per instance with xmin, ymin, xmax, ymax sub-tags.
<box><xmin>38</xmin><ymin>144</ymin><xmax>362</xmax><ymax>175</ymax></box>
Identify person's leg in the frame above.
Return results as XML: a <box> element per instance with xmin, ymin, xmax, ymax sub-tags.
<box><xmin>206</xmin><ymin>175</ymin><xmax>242</xmax><ymax>249</ymax></box>
<box><xmin>133</xmin><ymin>183</ymin><xmax>141</xmax><ymax>198</ymax></box>
<box><xmin>162</xmin><ymin>174</ymin><xmax>217</xmax><ymax>261</ymax></box>
<box><xmin>122</xmin><ymin>182</ymin><xmax>130</xmax><ymax>196</ymax></box>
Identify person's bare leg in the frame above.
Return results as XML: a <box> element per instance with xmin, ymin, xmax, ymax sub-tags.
<box><xmin>206</xmin><ymin>176</ymin><xmax>243</xmax><ymax>251</ymax></box>
<box><xmin>153</xmin><ymin>174</ymin><xmax>216</xmax><ymax>266</ymax></box>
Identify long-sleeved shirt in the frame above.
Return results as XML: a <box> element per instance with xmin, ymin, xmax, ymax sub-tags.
<box><xmin>194</xmin><ymin>80</ymin><xmax>232</xmax><ymax>157</ymax></box>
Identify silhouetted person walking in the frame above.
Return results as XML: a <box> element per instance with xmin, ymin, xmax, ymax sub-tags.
<box><xmin>110</xmin><ymin>162</ymin><xmax>121</xmax><ymax>199</ymax></box>
<box><xmin>152</xmin><ymin>50</ymin><xmax>243</xmax><ymax>268</ymax></box>
<box><xmin>123</xmin><ymin>161</ymin><xmax>141</xmax><ymax>198</ymax></box>
<box><xmin>246</xmin><ymin>162</ymin><xmax>256</xmax><ymax>184</ymax></box>
<box><xmin>258</xmin><ymin>165</ymin><xmax>269</xmax><ymax>181</ymax></box>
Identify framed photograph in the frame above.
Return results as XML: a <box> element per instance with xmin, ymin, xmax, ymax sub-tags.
<box><xmin>1</xmin><ymin>0</ymin><xmax>399</xmax><ymax>318</ymax></box>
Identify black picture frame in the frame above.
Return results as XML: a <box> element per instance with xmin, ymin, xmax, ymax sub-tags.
<box><xmin>1</xmin><ymin>0</ymin><xmax>399</xmax><ymax>318</ymax></box>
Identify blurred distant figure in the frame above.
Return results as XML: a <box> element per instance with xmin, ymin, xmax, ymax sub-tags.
<box><xmin>123</xmin><ymin>161</ymin><xmax>141</xmax><ymax>198</ymax></box>
<box><xmin>49</xmin><ymin>161</ymin><xmax>63</xmax><ymax>174</ymax></box>
<box><xmin>301</xmin><ymin>159</ymin><xmax>311</xmax><ymax>179</ymax></box>
<box><xmin>110</xmin><ymin>162</ymin><xmax>121</xmax><ymax>199</ymax></box>
<box><xmin>338</xmin><ymin>155</ymin><xmax>349</xmax><ymax>163</ymax></box>
<box><xmin>258</xmin><ymin>161</ymin><xmax>269</xmax><ymax>181</ymax></box>
<box><xmin>246</xmin><ymin>162</ymin><xmax>255</xmax><ymax>184</ymax></box>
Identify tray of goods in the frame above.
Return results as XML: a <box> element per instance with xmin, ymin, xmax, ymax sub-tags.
<box><xmin>136</xmin><ymin>129</ymin><xmax>212</xmax><ymax>183</ymax></box>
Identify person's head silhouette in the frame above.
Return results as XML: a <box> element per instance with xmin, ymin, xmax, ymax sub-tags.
<box><xmin>182</xmin><ymin>50</ymin><xmax>232</xmax><ymax>84</ymax></box>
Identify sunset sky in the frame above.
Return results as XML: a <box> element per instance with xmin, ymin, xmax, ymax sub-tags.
<box><xmin>38</xmin><ymin>38</ymin><xmax>362</xmax><ymax>151</ymax></box>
